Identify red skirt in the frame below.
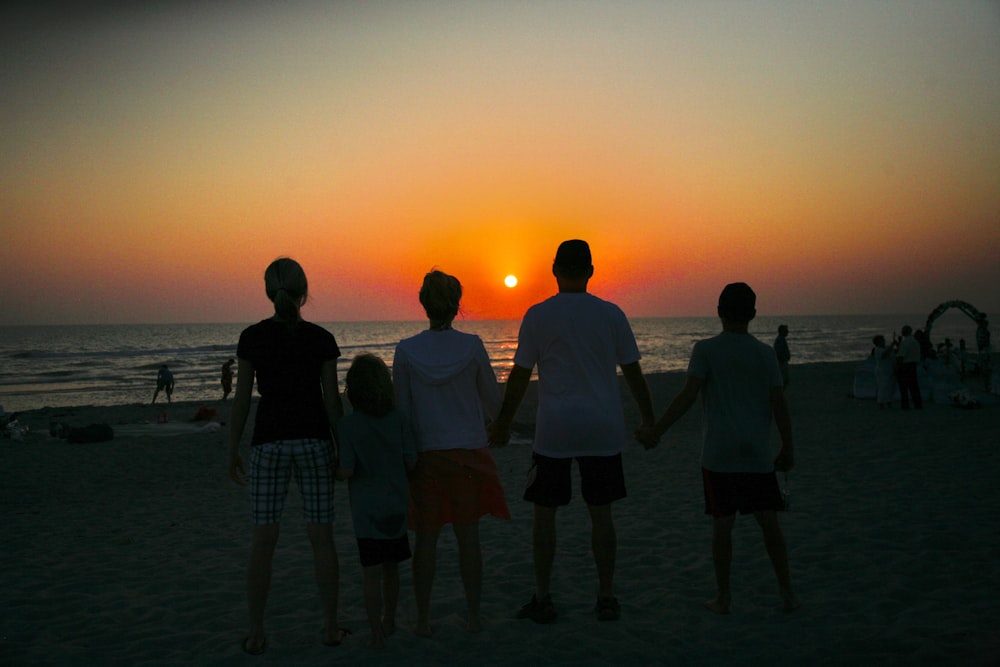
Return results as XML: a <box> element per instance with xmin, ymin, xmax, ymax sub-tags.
<box><xmin>408</xmin><ymin>447</ymin><xmax>511</xmax><ymax>532</ymax></box>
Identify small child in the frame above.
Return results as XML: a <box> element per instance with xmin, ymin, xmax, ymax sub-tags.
<box><xmin>336</xmin><ymin>354</ymin><xmax>417</xmax><ymax>648</ymax></box>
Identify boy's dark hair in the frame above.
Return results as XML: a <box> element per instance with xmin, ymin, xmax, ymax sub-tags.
<box><xmin>717</xmin><ymin>282</ymin><xmax>757</xmax><ymax>322</ymax></box>
<box><xmin>346</xmin><ymin>354</ymin><xmax>394</xmax><ymax>418</ymax></box>
<box><xmin>552</xmin><ymin>239</ymin><xmax>594</xmax><ymax>280</ymax></box>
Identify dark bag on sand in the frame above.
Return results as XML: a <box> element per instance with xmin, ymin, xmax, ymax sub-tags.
<box><xmin>66</xmin><ymin>423</ymin><xmax>114</xmax><ymax>443</ymax></box>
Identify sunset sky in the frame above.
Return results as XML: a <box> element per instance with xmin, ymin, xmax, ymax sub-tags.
<box><xmin>3</xmin><ymin>1</ymin><xmax>998</xmax><ymax>325</ymax></box>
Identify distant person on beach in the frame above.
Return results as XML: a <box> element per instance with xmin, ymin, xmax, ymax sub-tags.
<box><xmin>336</xmin><ymin>354</ymin><xmax>417</xmax><ymax>649</ymax></box>
<box><xmin>975</xmin><ymin>315</ymin><xmax>990</xmax><ymax>355</ymax></box>
<box><xmin>915</xmin><ymin>329</ymin><xmax>935</xmax><ymax>361</ymax></box>
<box><xmin>227</xmin><ymin>257</ymin><xmax>347</xmax><ymax>655</ymax></box>
<box><xmin>773</xmin><ymin>324</ymin><xmax>791</xmax><ymax>388</ymax></box>
<box><xmin>393</xmin><ymin>270</ymin><xmax>510</xmax><ymax>637</ymax></box>
<box><xmin>221</xmin><ymin>358</ymin><xmax>235</xmax><ymax>400</ymax></box>
<box><xmin>895</xmin><ymin>325</ymin><xmax>923</xmax><ymax>410</ymax></box>
<box><xmin>151</xmin><ymin>364</ymin><xmax>174</xmax><ymax>404</ymax></box>
<box><xmin>488</xmin><ymin>239</ymin><xmax>655</xmax><ymax>624</ymax></box>
<box><xmin>941</xmin><ymin>338</ymin><xmax>954</xmax><ymax>368</ymax></box>
<box><xmin>975</xmin><ymin>314</ymin><xmax>992</xmax><ymax>391</ymax></box>
<box><xmin>637</xmin><ymin>282</ymin><xmax>799</xmax><ymax>614</ymax></box>
<box><xmin>872</xmin><ymin>335</ymin><xmax>896</xmax><ymax>409</ymax></box>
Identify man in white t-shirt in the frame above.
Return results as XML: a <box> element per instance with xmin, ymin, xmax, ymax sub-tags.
<box><xmin>489</xmin><ymin>239</ymin><xmax>655</xmax><ymax>624</ymax></box>
<box><xmin>895</xmin><ymin>325</ymin><xmax>923</xmax><ymax>409</ymax></box>
<box><xmin>638</xmin><ymin>282</ymin><xmax>799</xmax><ymax>614</ymax></box>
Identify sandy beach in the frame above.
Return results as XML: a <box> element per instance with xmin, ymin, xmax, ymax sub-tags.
<box><xmin>2</xmin><ymin>363</ymin><xmax>998</xmax><ymax>666</ymax></box>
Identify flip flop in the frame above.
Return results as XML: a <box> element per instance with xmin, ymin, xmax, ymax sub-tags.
<box><xmin>323</xmin><ymin>627</ymin><xmax>352</xmax><ymax>646</ymax></box>
<box><xmin>242</xmin><ymin>635</ymin><xmax>267</xmax><ymax>655</ymax></box>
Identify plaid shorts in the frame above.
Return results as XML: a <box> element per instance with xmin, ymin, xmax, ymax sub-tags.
<box><xmin>248</xmin><ymin>439</ymin><xmax>334</xmax><ymax>525</ymax></box>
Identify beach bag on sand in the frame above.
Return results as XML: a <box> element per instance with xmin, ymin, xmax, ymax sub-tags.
<box><xmin>66</xmin><ymin>423</ymin><xmax>114</xmax><ymax>443</ymax></box>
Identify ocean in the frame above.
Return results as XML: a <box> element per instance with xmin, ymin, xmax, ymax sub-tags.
<box><xmin>0</xmin><ymin>313</ymin><xmax>984</xmax><ymax>414</ymax></box>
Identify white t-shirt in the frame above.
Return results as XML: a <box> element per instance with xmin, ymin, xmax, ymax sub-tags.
<box><xmin>687</xmin><ymin>331</ymin><xmax>782</xmax><ymax>473</ymax></box>
<box><xmin>393</xmin><ymin>329</ymin><xmax>500</xmax><ymax>452</ymax></box>
<box><xmin>897</xmin><ymin>335</ymin><xmax>921</xmax><ymax>364</ymax></box>
<box><xmin>513</xmin><ymin>292</ymin><xmax>641</xmax><ymax>458</ymax></box>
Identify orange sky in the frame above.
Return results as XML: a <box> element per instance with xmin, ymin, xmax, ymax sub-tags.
<box><xmin>2</xmin><ymin>2</ymin><xmax>998</xmax><ymax>325</ymax></box>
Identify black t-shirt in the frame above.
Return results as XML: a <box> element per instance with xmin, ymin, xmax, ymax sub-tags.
<box><xmin>237</xmin><ymin>318</ymin><xmax>340</xmax><ymax>446</ymax></box>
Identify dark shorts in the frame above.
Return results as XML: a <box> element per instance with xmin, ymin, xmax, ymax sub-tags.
<box><xmin>523</xmin><ymin>453</ymin><xmax>626</xmax><ymax>507</ymax></box>
<box><xmin>702</xmin><ymin>468</ymin><xmax>784</xmax><ymax>517</ymax></box>
<box><xmin>357</xmin><ymin>535</ymin><xmax>412</xmax><ymax>568</ymax></box>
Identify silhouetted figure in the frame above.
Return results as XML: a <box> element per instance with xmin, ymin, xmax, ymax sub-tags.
<box><xmin>975</xmin><ymin>315</ymin><xmax>992</xmax><ymax>391</ymax></box>
<box><xmin>336</xmin><ymin>354</ymin><xmax>417</xmax><ymax>649</ymax></box>
<box><xmin>489</xmin><ymin>239</ymin><xmax>655</xmax><ymax>624</ymax></box>
<box><xmin>895</xmin><ymin>325</ymin><xmax>923</xmax><ymax>410</ymax></box>
<box><xmin>637</xmin><ymin>282</ymin><xmax>798</xmax><ymax>614</ymax></box>
<box><xmin>975</xmin><ymin>315</ymin><xmax>990</xmax><ymax>353</ymax></box>
<box><xmin>773</xmin><ymin>324</ymin><xmax>791</xmax><ymax>388</ymax></box>
<box><xmin>393</xmin><ymin>270</ymin><xmax>510</xmax><ymax>636</ymax></box>
<box><xmin>151</xmin><ymin>364</ymin><xmax>174</xmax><ymax>404</ymax></box>
<box><xmin>872</xmin><ymin>335</ymin><xmax>896</xmax><ymax>409</ymax></box>
<box><xmin>221</xmin><ymin>358</ymin><xmax>235</xmax><ymax>400</ymax></box>
<box><xmin>227</xmin><ymin>257</ymin><xmax>347</xmax><ymax>654</ymax></box>
<box><xmin>915</xmin><ymin>329</ymin><xmax>935</xmax><ymax>360</ymax></box>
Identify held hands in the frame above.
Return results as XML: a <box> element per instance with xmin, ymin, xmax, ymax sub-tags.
<box><xmin>487</xmin><ymin>420</ymin><xmax>511</xmax><ymax>448</ymax></box>
<box><xmin>489</xmin><ymin>417</ymin><xmax>665</xmax><ymax>450</ymax></box>
<box><xmin>634</xmin><ymin>422</ymin><xmax>660</xmax><ymax>450</ymax></box>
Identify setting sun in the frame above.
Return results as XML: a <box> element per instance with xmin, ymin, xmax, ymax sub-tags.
<box><xmin>504</xmin><ymin>275</ymin><xmax>518</xmax><ymax>288</ymax></box>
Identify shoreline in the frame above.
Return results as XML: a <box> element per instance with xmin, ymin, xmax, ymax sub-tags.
<box><xmin>5</xmin><ymin>358</ymin><xmax>996</xmax><ymax>426</ymax></box>
<box><xmin>2</xmin><ymin>363</ymin><xmax>999</xmax><ymax>665</ymax></box>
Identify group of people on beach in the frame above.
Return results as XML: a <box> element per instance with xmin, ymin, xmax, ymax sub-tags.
<box><xmin>149</xmin><ymin>357</ymin><xmax>237</xmax><ymax>405</ymax></box>
<box><xmin>870</xmin><ymin>327</ymin><xmax>925</xmax><ymax>410</ymax></box>
<box><xmin>869</xmin><ymin>324</ymin><xmax>988</xmax><ymax>410</ymax></box>
<box><xmin>225</xmin><ymin>241</ymin><xmax>799</xmax><ymax>655</ymax></box>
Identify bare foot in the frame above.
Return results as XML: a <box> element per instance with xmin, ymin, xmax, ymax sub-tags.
<box><xmin>242</xmin><ymin>634</ymin><xmax>267</xmax><ymax>655</ymax></box>
<box><xmin>467</xmin><ymin>612</ymin><xmax>483</xmax><ymax>634</ymax></box>
<box><xmin>322</xmin><ymin>627</ymin><xmax>351</xmax><ymax>646</ymax></box>
<box><xmin>414</xmin><ymin>618</ymin><xmax>432</xmax><ymax>638</ymax></box>
<box><xmin>703</xmin><ymin>596</ymin><xmax>732</xmax><ymax>614</ymax></box>
<box><xmin>367</xmin><ymin>620</ymin><xmax>386</xmax><ymax>649</ymax></box>
<box><xmin>781</xmin><ymin>590</ymin><xmax>801</xmax><ymax>612</ymax></box>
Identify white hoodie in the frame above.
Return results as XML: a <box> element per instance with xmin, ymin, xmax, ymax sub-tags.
<box><xmin>392</xmin><ymin>329</ymin><xmax>501</xmax><ymax>452</ymax></box>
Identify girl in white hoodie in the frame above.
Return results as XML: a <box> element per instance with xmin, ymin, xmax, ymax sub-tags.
<box><xmin>392</xmin><ymin>270</ymin><xmax>510</xmax><ymax>637</ymax></box>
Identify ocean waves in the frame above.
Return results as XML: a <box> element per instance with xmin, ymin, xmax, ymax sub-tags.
<box><xmin>0</xmin><ymin>314</ymin><xmax>983</xmax><ymax>413</ymax></box>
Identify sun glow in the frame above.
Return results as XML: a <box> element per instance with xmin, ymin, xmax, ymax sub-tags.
<box><xmin>504</xmin><ymin>274</ymin><xmax>518</xmax><ymax>288</ymax></box>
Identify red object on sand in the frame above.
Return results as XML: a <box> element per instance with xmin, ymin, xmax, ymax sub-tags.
<box><xmin>193</xmin><ymin>406</ymin><xmax>217</xmax><ymax>421</ymax></box>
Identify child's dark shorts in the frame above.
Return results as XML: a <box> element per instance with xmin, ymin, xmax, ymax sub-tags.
<box><xmin>523</xmin><ymin>452</ymin><xmax>626</xmax><ymax>507</ymax></box>
<box><xmin>702</xmin><ymin>468</ymin><xmax>784</xmax><ymax>517</ymax></box>
<box><xmin>357</xmin><ymin>535</ymin><xmax>412</xmax><ymax>568</ymax></box>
